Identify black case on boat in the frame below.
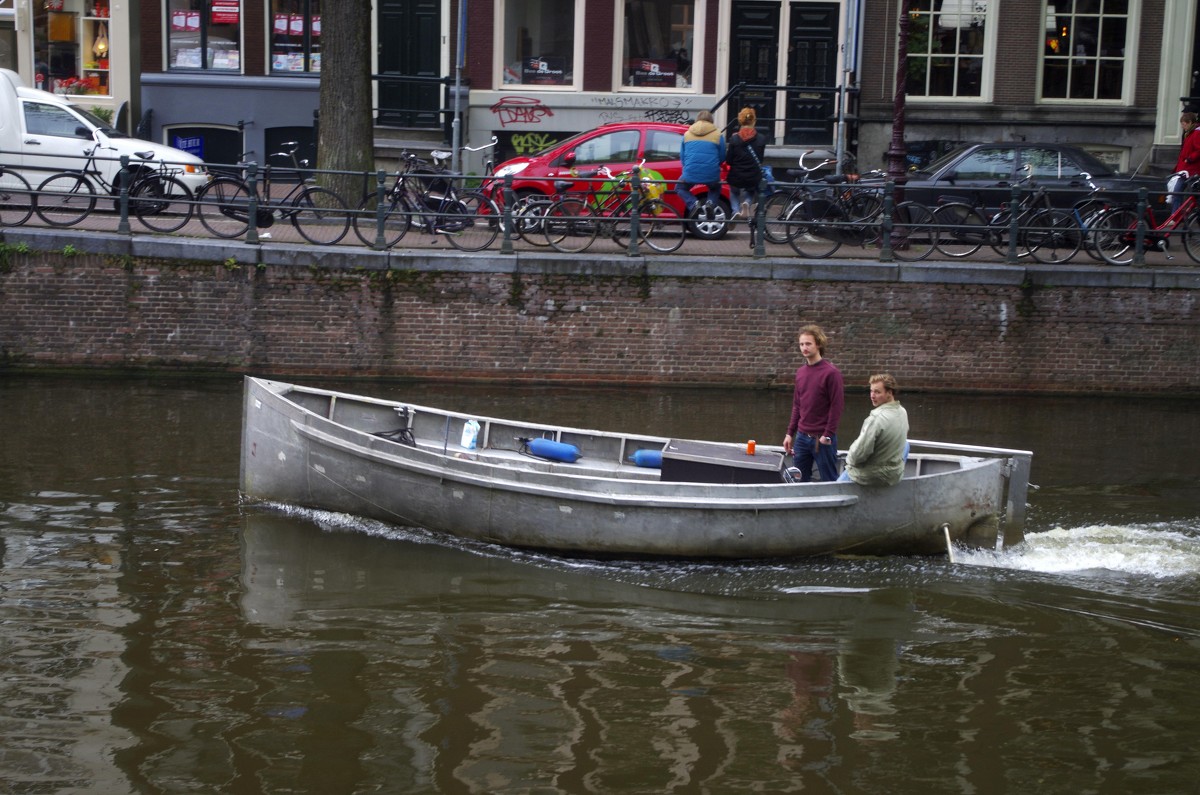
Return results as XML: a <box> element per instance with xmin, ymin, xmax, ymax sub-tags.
<box><xmin>659</xmin><ymin>439</ymin><xmax>785</xmax><ymax>484</ymax></box>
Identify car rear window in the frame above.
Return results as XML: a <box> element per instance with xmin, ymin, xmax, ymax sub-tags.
<box><xmin>573</xmin><ymin>130</ymin><xmax>641</xmax><ymax>166</ymax></box>
<box><xmin>644</xmin><ymin>129</ymin><xmax>682</xmax><ymax>162</ymax></box>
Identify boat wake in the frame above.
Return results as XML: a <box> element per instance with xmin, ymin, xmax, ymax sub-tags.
<box><xmin>954</xmin><ymin>522</ymin><xmax>1200</xmax><ymax>578</ymax></box>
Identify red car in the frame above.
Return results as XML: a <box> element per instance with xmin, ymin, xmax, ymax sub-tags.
<box><xmin>490</xmin><ymin>121</ymin><xmax>732</xmax><ymax>239</ymax></box>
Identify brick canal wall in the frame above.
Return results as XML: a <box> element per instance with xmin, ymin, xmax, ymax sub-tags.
<box><xmin>1</xmin><ymin>230</ymin><xmax>1198</xmax><ymax>394</ymax></box>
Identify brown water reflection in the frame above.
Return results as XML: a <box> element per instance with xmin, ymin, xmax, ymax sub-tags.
<box><xmin>0</xmin><ymin>375</ymin><xmax>1198</xmax><ymax>793</ymax></box>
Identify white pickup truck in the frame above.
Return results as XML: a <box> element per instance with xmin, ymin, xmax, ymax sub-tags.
<box><xmin>0</xmin><ymin>68</ymin><xmax>210</xmax><ymax>196</ymax></box>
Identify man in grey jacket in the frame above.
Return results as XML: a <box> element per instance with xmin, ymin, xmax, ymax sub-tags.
<box><xmin>840</xmin><ymin>374</ymin><xmax>909</xmax><ymax>486</ymax></box>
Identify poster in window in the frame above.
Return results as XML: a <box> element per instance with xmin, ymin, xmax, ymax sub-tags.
<box><xmin>273</xmin><ymin>14</ymin><xmax>288</xmax><ymax>34</ymax></box>
<box><xmin>289</xmin><ymin>14</ymin><xmax>304</xmax><ymax>35</ymax></box>
<box><xmin>171</xmin><ymin>10</ymin><xmax>188</xmax><ymax>30</ymax></box>
<box><xmin>312</xmin><ymin>16</ymin><xmax>320</xmax><ymax>36</ymax></box>
<box><xmin>628</xmin><ymin>59</ymin><xmax>676</xmax><ymax>87</ymax></box>
<box><xmin>521</xmin><ymin>56</ymin><xmax>566</xmax><ymax>85</ymax></box>
<box><xmin>211</xmin><ymin>0</ymin><xmax>239</xmax><ymax>25</ymax></box>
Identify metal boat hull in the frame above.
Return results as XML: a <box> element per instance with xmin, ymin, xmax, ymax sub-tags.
<box><xmin>240</xmin><ymin>377</ymin><xmax>1031</xmax><ymax>558</ymax></box>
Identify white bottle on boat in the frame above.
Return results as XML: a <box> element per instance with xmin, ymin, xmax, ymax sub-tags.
<box><xmin>460</xmin><ymin>419</ymin><xmax>480</xmax><ymax>450</ymax></box>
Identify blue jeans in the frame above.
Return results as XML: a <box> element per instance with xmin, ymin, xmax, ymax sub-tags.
<box><xmin>792</xmin><ymin>432</ymin><xmax>839</xmax><ymax>482</ymax></box>
<box><xmin>675</xmin><ymin>181</ymin><xmax>721</xmax><ymax>211</ymax></box>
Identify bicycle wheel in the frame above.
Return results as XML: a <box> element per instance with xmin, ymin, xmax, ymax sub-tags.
<box><xmin>1024</xmin><ymin>208</ymin><xmax>1081</xmax><ymax>264</ymax></box>
<box><xmin>987</xmin><ymin>209</ymin><xmax>1033</xmax><ymax>259</ymax></box>
<box><xmin>543</xmin><ymin>198</ymin><xmax>598</xmax><ymax>253</ymax></box>
<box><xmin>611</xmin><ymin>199</ymin><xmax>685</xmax><ymax>253</ymax></box>
<box><xmin>511</xmin><ymin>194</ymin><xmax>553</xmax><ymax>247</ymax></box>
<box><xmin>761</xmin><ymin>191</ymin><xmax>801</xmax><ymax>243</ymax></box>
<box><xmin>35</xmin><ymin>173</ymin><xmax>97</xmax><ymax>227</ymax></box>
<box><xmin>1184</xmin><ymin>212</ymin><xmax>1200</xmax><ymax>264</ymax></box>
<box><xmin>786</xmin><ymin>200</ymin><xmax>842</xmax><ymax>259</ymax></box>
<box><xmin>889</xmin><ymin>201</ymin><xmax>938</xmax><ymax>262</ymax></box>
<box><xmin>291</xmin><ymin>185</ymin><xmax>350</xmax><ymax>245</ymax></box>
<box><xmin>438</xmin><ymin>190</ymin><xmax>500</xmax><ymax>252</ymax></box>
<box><xmin>932</xmin><ymin>202</ymin><xmax>987</xmax><ymax>257</ymax></box>
<box><xmin>846</xmin><ymin>188</ymin><xmax>884</xmax><ymax>247</ymax></box>
<box><xmin>131</xmin><ymin>174</ymin><xmax>194</xmax><ymax>233</ymax></box>
<box><xmin>353</xmin><ymin>192</ymin><xmax>412</xmax><ymax>248</ymax></box>
<box><xmin>1091</xmin><ymin>207</ymin><xmax>1138</xmax><ymax>266</ymax></box>
<box><xmin>197</xmin><ymin>176</ymin><xmax>252</xmax><ymax>238</ymax></box>
<box><xmin>0</xmin><ymin>169</ymin><xmax>34</xmax><ymax>227</ymax></box>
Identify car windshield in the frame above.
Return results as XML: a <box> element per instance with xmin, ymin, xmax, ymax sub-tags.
<box><xmin>910</xmin><ymin>145</ymin><xmax>973</xmax><ymax>177</ymax></box>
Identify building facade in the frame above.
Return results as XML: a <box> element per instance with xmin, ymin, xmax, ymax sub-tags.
<box><xmin>857</xmin><ymin>0</ymin><xmax>1196</xmax><ymax>175</ymax></box>
<box><xmin>4</xmin><ymin>1</ymin><xmax>1198</xmax><ymax>179</ymax></box>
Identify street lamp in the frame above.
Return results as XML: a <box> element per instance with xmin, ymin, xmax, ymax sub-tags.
<box><xmin>886</xmin><ymin>0</ymin><xmax>911</xmax><ymax>199</ymax></box>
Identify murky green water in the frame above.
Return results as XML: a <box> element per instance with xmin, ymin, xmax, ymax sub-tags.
<box><xmin>1</xmin><ymin>375</ymin><xmax>1198</xmax><ymax>793</ymax></box>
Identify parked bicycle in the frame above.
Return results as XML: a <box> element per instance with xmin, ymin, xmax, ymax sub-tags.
<box><xmin>759</xmin><ymin>150</ymin><xmax>838</xmax><ymax>243</ymax></box>
<box><xmin>352</xmin><ymin>148</ymin><xmax>501</xmax><ymax>252</ymax></box>
<box><xmin>33</xmin><ymin>141</ymin><xmax>196</xmax><ymax>232</ymax></box>
<box><xmin>783</xmin><ymin>181</ymin><xmax>926</xmax><ymax>260</ymax></box>
<box><xmin>541</xmin><ymin>161</ymin><xmax>685</xmax><ymax>254</ymax></box>
<box><xmin>0</xmin><ymin>166</ymin><xmax>34</xmax><ymax>227</ymax></box>
<box><xmin>197</xmin><ymin>141</ymin><xmax>350</xmax><ymax>245</ymax></box>
<box><xmin>1091</xmin><ymin>174</ymin><xmax>1200</xmax><ymax>265</ymax></box>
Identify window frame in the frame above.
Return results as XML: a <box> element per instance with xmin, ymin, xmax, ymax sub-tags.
<box><xmin>165</xmin><ymin>0</ymin><xmax>245</xmax><ymax>73</ymax></box>
<box><xmin>905</xmin><ymin>0</ymin><xmax>997</xmax><ymax>104</ymax></box>
<box><xmin>494</xmin><ymin>0</ymin><xmax>585</xmax><ymax>91</ymax></box>
<box><xmin>1038</xmin><ymin>0</ymin><xmax>1138</xmax><ymax>105</ymax></box>
<box><xmin>613</xmin><ymin>0</ymin><xmax>704</xmax><ymax>93</ymax></box>
<box><xmin>267</xmin><ymin>0</ymin><xmax>321</xmax><ymax>75</ymax></box>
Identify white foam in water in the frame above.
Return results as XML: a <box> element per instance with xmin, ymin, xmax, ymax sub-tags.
<box><xmin>955</xmin><ymin>523</ymin><xmax>1200</xmax><ymax>578</ymax></box>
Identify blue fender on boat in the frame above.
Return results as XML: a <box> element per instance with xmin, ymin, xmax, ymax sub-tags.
<box><xmin>629</xmin><ymin>449</ymin><xmax>663</xmax><ymax>468</ymax></box>
<box><xmin>527</xmin><ymin>437</ymin><xmax>582</xmax><ymax>463</ymax></box>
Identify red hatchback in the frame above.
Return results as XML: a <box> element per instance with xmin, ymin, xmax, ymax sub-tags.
<box><xmin>490</xmin><ymin>121</ymin><xmax>732</xmax><ymax>239</ymax></box>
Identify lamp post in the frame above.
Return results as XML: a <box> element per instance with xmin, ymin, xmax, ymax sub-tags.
<box><xmin>886</xmin><ymin>0</ymin><xmax>911</xmax><ymax>201</ymax></box>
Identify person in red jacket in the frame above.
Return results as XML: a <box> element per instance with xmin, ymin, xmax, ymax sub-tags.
<box><xmin>1169</xmin><ymin>111</ymin><xmax>1200</xmax><ymax>213</ymax></box>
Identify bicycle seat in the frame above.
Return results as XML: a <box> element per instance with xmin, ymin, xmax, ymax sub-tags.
<box><xmin>134</xmin><ymin>150</ymin><xmax>156</xmax><ymax>160</ymax></box>
<box><xmin>430</xmin><ymin>150</ymin><xmax>452</xmax><ymax>160</ymax></box>
<box><xmin>553</xmin><ymin>180</ymin><xmax>573</xmax><ymax>193</ymax></box>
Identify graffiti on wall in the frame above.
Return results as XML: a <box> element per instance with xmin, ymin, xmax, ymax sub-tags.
<box><xmin>490</xmin><ymin>97</ymin><xmax>555</xmax><ymax>127</ymax></box>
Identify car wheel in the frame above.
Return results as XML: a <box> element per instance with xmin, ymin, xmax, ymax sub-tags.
<box><xmin>688</xmin><ymin>199</ymin><xmax>731</xmax><ymax>240</ymax></box>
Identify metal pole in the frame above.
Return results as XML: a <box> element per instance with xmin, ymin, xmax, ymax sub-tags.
<box><xmin>885</xmin><ymin>0</ymin><xmax>910</xmax><ymax>246</ymax></box>
<box><xmin>451</xmin><ymin>0</ymin><xmax>468</xmax><ymax>174</ymax></box>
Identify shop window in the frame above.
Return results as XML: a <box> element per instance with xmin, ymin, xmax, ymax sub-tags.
<box><xmin>623</xmin><ymin>0</ymin><xmax>694</xmax><ymax>89</ymax></box>
<box><xmin>270</xmin><ymin>0</ymin><xmax>320</xmax><ymax>74</ymax></box>
<box><xmin>30</xmin><ymin>0</ymin><xmax>113</xmax><ymax>95</ymax></box>
<box><xmin>1041</xmin><ymin>0</ymin><xmax>1132</xmax><ymax>102</ymax></box>
<box><xmin>167</xmin><ymin>0</ymin><xmax>242</xmax><ymax>71</ymax></box>
<box><xmin>501</xmin><ymin>0</ymin><xmax>577</xmax><ymax>87</ymax></box>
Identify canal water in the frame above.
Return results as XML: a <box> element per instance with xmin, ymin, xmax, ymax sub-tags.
<box><xmin>1</xmin><ymin>374</ymin><xmax>1197</xmax><ymax>794</ymax></box>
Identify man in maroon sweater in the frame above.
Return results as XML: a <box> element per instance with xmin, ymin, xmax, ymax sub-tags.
<box><xmin>782</xmin><ymin>325</ymin><xmax>845</xmax><ymax>482</ymax></box>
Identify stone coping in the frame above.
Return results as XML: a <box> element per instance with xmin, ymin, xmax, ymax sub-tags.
<box><xmin>5</xmin><ymin>227</ymin><xmax>1199</xmax><ymax>290</ymax></box>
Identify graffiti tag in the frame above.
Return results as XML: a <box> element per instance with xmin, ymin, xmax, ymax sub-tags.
<box><xmin>490</xmin><ymin>96</ymin><xmax>555</xmax><ymax>127</ymax></box>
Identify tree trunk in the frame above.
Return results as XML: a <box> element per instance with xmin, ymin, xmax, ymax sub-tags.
<box><xmin>317</xmin><ymin>1</ymin><xmax>374</xmax><ymax>203</ymax></box>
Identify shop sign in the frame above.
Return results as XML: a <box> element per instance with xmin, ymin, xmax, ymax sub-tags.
<box><xmin>212</xmin><ymin>0</ymin><xmax>240</xmax><ymax>26</ymax></box>
<box><xmin>521</xmin><ymin>56</ymin><xmax>566</xmax><ymax>86</ymax></box>
<box><xmin>628</xmin><ymin>59</ymin><xmax>676</xmax><ymax>88</ymax></box>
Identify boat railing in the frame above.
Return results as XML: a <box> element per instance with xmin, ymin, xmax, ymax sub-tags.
<box><xmin>909</xmin><ymin>438</ymin><xmax>1033</xmax><ymax>548</ymax></box>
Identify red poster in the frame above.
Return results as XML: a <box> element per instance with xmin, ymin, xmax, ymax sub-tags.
<box><xmin>186</xmin><ymin>10</ymin><xmax>200</xmax><ymax>30</ymax></box>
<box><xmin>211</xmin><ymin>0</ymin><xmax>239</xmax><ymax>25</ymax></box>
<box><xmin>171</xmin><ymin>9</ymin><xmax>188</xmax><ymax>31</ymax></box>
<box><xmin>312</xmin><ymin>15</ymin><xmax>320</xmax><ymax>36</ymax></box>
<box><xmin>289</xmin><ymin>13</ymin><xmax>303</xmax><ymax>35</ymax></box>
<box><xmin>273</xmin><ymin>13</ymin><xmax>288</xmax><ymax>34</ymax></box>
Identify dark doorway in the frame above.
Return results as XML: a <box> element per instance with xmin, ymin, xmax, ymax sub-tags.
<box><xmin>728</xmin><ymin>2</ymin><xmax>780</xmax><ymax>140</ymax></box>
<box><xmin>785</xmin><ymin>2</ymin><xmax>839</xmax><ymax>146</ymax></box>
<box><xmin>729</xmin><ymin>2</ymin><xmax>839</xmax><ymax>146</ymax></box>
<box><xmin>377</xmin><ymin>0</ymin><xmax>442</xmax><ymax>127</ymax></box>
